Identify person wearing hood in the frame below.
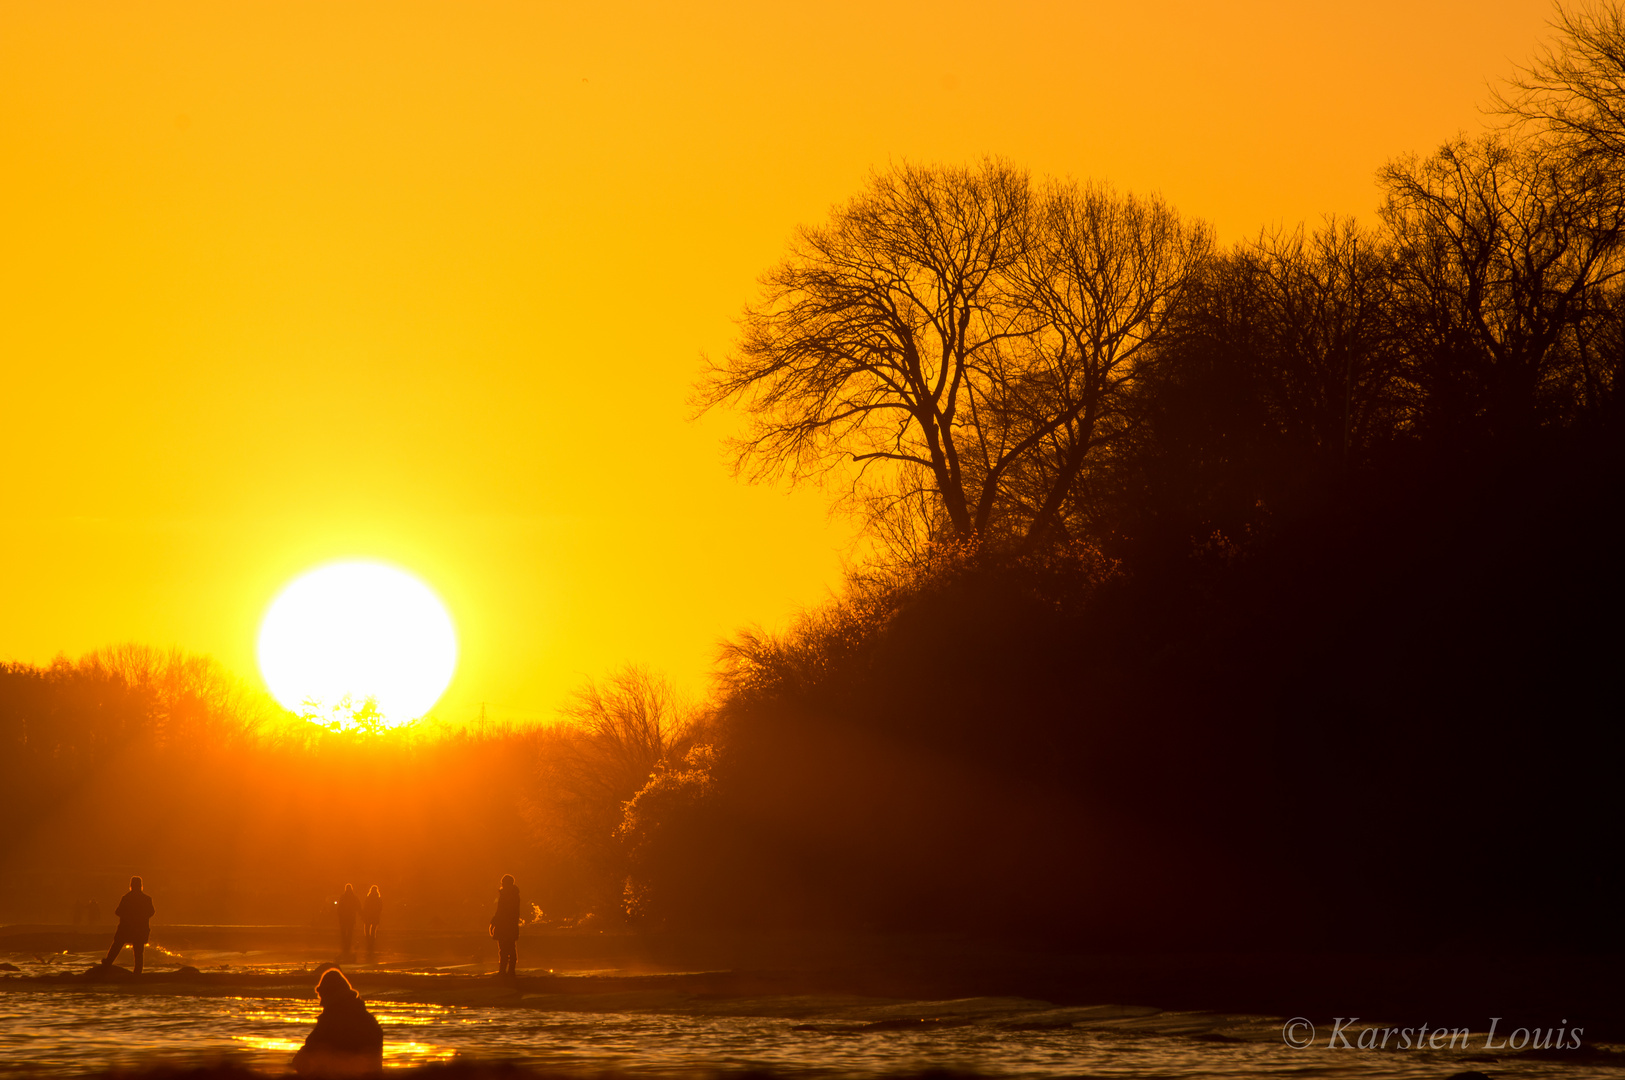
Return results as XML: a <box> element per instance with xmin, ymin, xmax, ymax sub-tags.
<box><xmin>292</xmin><ymin>965</ymin><xmax>383</xmax><ymax>1077</ymax></box>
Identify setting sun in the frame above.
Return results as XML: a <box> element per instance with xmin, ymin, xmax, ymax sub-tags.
<box><xmin>256</xmin><ymin>561</ymin><xmax>457</xmax><ymax>728</ymax></box>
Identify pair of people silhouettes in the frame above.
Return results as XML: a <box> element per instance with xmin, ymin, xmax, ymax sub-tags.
<box><xmin>336</xmin><ymin>884</ymin><xmax>384</xmax><ymax>959</ymax></box>
<box><xmin>100</xmin><ymin>876</ymin><xmax>154</xmax><ymax>975</ymax></box>
<box><xmin>295</xmin><ymin>873</ymin><xmax>519</xmax><ymax>1076</ymax></box>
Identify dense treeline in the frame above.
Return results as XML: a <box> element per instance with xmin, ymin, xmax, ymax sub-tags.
<box><xmin>0</xmin><ymin>649</ymin><xmax>688</xmax><ymax>926</ymax></box>
<box><xmin>698</xmin><ymin>150</ymin><xmax>1622</xmax><ymax>563</ymax></box>
<box><xmin>620</xmin><ymin>6</ymin><xmax>1625</xmax><ymax>946</ymax></box>
<box><xmin>615</xmin><ymin>430</ymin><xmax>1623</xmax><ymax>945</ymax></box>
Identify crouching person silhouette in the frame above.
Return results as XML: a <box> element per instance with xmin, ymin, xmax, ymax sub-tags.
<box><xmin>293</xmin><ymin>966</ymin><xmax>383</xmax><ymax>1077</ymax></box>
<box><xmin>102</xmin><ymin>876</ymin><xmax>155</xmax><ymax>975</ymax></box>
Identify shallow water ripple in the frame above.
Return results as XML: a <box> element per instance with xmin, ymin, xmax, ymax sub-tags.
<box><xmin>1</xmin><ymin>989</ymin><xmax>1622</xmax><ymax>1078</ymax></box>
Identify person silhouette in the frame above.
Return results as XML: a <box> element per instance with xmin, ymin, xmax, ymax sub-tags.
<box><xmin>361</xmin><ymin>886</ymin><xmax>382</xmax><ymax>955</ymax></box>
<box><xmin>292</xmin><ymin>966</ymin><xmax>383</xmax><ymax>1077</ymax></box>
<box><xmin>101</xmin><ymin>876</ymin><xmax>155</xmax><ymax>975</ymax></box>
<box><xmin>336</xmin><ymin>885</ymin><xmax>360</xmax><ymax>960</ymax></box>
<box><xmin>488</xmin><ymin>875</ymin><xmax>521</xmax><ymax>977</ymax></box>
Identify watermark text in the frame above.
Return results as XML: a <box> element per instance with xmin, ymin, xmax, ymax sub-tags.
<box><xmin>1282</xmin><ymin>1017</ymin><xmax>1583</xmax><ymax>1051</ymax></box>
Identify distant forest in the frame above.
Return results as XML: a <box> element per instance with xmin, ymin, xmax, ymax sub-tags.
<box><xmin>4</xmin><ymin>6</ymin><xmax>1623</xmax><ymax>946</ymax></box>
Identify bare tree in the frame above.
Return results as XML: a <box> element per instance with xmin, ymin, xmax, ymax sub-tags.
<box><xmin>698</xmin><ymin>162</ymin><xmax>1210</xmax><ymax>553</ymax></box>
<box><xmin>524</xmin><ymin>666</ymin><xmax>694</xmax><ymax>913</ymax></box>
<box><xmin>1566</xmin><ymin>276</ymin><xmax>1625</xmax><ymax>417</ymax></box>
<box><xmin>1498</xmin><ymin>0</ymin><xmax>1625</xmax><ymax>183</ymax></box>
<box><xmin>1001</xmin><ymin>181</ymin><xmax>1213</xmax><ymax>547</ymax></box>
<box><xmin>697</xmin><ymin>160</ymin><xmax>1032</xmax><ymax>543</ymax></box>
<box><xmin>1241</xmin><ymin>219</ymin><xmax>1407</xmax><ymax>461</ymax></box>
<box><xmin>78</xmin><ymin>644</ymin><xmax>262</xmax><ymax>749</ymax></box>
<box><xmin>556</xmin><ymin>666</ymin><xmax>691</xmax><ymax>806</ymax></box>
<box><xmin>1380</xmin><ymin>134</ymin><xmax>1625</xmax><ymax>436</ymax></box>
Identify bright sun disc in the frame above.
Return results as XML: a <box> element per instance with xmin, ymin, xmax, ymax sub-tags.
<box><xmin>257</xmin><ymin>561</ymin><xmax>457</xmax><ymax>728</ymax></box>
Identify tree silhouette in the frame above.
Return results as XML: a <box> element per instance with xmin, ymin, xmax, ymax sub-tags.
<box><xmin>698</xmin><ymin>160</ymin><xmax>1031</xmax><ymax>546</ymax></box>
<box><xmin>1499</xmin><ymin>0</ymin><xmax>1625</xmax><ymax>190</ymax></box>
<box><xmin>698</xmin><ymin>161</ymin><xmax>1209</xmax><ymax>555</ymax></box>
<box><xmin>525</xmin><ymin>666</ymin><xmax>694</xmax><ymax>914</ymax></box>
<box><xmin>1380</xmin><ymin>134</ymin><xmax>1625</xmax><ymax>438</ymax></box>
<box><xmin>1002</xmin><ymin>180</ymin><xmax>1213</xmax><ymax>547</ymax></box>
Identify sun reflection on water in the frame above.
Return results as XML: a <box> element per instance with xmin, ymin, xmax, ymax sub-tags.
<box><xmin>232</xmin><ymin>1035</ymin><xmax>303</xmax><ymax>1053</ymax></box>
<box><xmin>384</xmin><ymin>1041</ymin><xmax>459</xmax><ymax>1065</ymax></box>
<box><xmin>6</xmin><ymin>986</ymin><xmax>1615</xmax><ymax>1079</ymax></box>
<box><xmin>222</xmin><ymin>998</ymin><xmax>464</xmax><ymax>1069</ymax></box>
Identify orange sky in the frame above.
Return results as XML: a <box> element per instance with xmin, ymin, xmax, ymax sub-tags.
<box><xmin>0</xmin><ymin>0</ymin><xmax>1558</xmax><ymax>722</ymax></box>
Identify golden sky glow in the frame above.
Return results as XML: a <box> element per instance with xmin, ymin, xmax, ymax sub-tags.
<box><xmin>0</xmin><ymin>0</ymin><xmax>1555</xmax><ymax>722</ymax></box>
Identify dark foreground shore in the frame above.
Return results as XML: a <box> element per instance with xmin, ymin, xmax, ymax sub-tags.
<box><xmin>6</xmin><ymin>1066</ymin><xmax>1000</xmax><ymax>1080</ymax></box>
<box><xmin>6</xmin><ymin>926</ymin><xmax>1624</xmax><ymax>1079</ymax></box>
<box><xmin>5</xmin><ymin>922</ymin><xmax>1625</xmax><ymax>1038</ymax></box>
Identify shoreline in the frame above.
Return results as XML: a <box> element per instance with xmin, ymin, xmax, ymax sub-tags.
<box><xmin>6</xmin><ymin>931</ymin><xmax>1625</xmax><ymax>1043</ymax></box>
<box><xmin>6</xmin><ymin>943</ymin><xmax>1625</xmax><ymax>1079</ymax></box>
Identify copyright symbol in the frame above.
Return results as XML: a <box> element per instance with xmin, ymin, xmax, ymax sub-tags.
<box><xmin>1282</xmin><ymin>1017</ymin><xmax>1315</xmax><ymax>1049</ymax></box>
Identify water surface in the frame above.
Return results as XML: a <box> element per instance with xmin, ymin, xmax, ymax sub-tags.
<box><xmin>3</xmin><ymin>952</ymin><xmax>1621</xmax><ymax>1078</ymax></box>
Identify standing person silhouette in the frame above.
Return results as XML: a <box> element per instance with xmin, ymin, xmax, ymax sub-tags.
<box><xmin>101</xmin><ymin>876</ymin><xmax>155</xmax><ymax>975</ymax></box>
<box><xmin>361</xmin><ymin>886</ymin><xmax>382</xmax><ymax>956</ymax></box>
<box><xmin>488</xmin><ymin>875</ymin><xmax>521</xmax><ymax>977</ymax></box>
<box><xmin>292</xmin><ymin>966</ymin><xmax>384</xmax><ymax>1077</ymax></box>
<box><xmin>336</xmin><ymin>885</ymin><xmax>361</xmax><ymax>961</ymax></box>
